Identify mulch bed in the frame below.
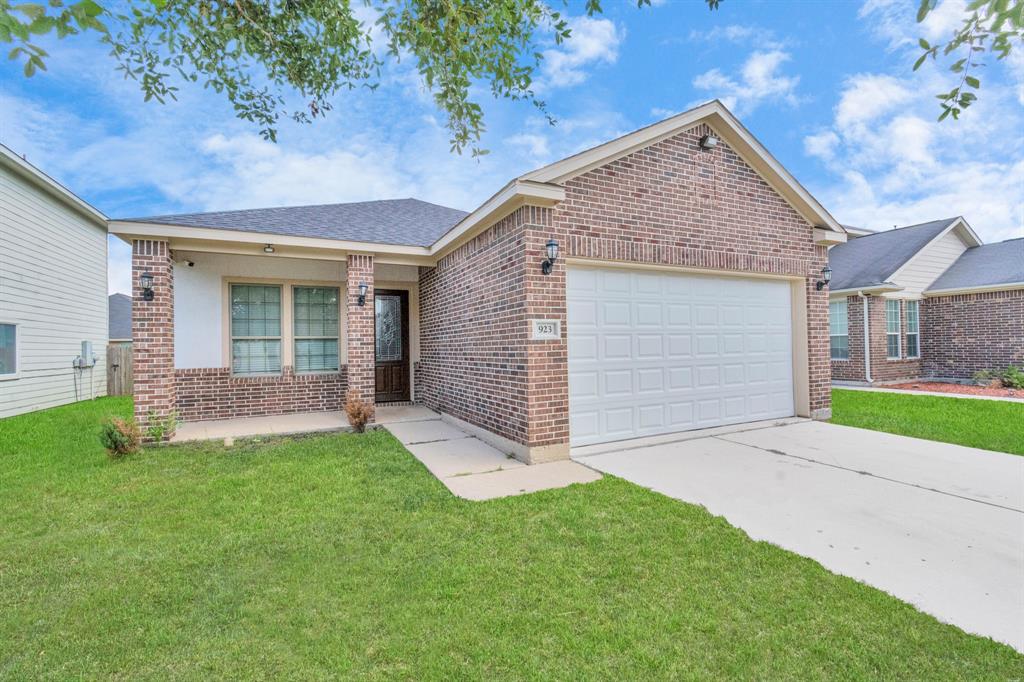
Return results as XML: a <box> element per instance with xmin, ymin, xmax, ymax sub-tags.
<box><xmin>885</xmin><ymin>381</ymin><xmax>1021</xmax><ymax>399</ymax></box>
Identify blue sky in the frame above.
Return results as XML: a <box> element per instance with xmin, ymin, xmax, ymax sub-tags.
<box><xmin>1</xmin><ymin>0</ymin><xmax>1021</xmax><ymax>295</ymax></box>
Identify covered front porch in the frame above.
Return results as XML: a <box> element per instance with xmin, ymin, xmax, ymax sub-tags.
<box><xmin>125</xmin><ymin>235</ymin><xmax>427</xmax><ymax>440</ymax></box>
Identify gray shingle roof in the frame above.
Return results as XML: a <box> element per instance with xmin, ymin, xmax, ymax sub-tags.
<box><xmin>928</xmin><ymin>238</ymin><xmax>1024</xmax><ymax>292</ymax></box>
<box><xmin>122</xmin><ymin>198</ymin><xmax>469</xmax><ymax>248</ymax></box>
<box><xmin>828</xmin><ymin>218</ymin><xmax>959</xmax><ymax>291</ymax></box>
<box><xmin>108</xmin><ymin>293</ymin><xmax>131</xmax><ymax>340</ymax></box>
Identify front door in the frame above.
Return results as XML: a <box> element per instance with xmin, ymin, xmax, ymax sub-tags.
<box><xmin>374</xmin><ymin>289</ymin><xmax>410</xmax><ymax>403</ymax></box>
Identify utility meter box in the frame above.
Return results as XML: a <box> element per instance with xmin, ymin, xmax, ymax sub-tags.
<box><xmin>75</xmin><ymin>341</ymin><xmax>96</xmax><ymax>368</ymax></box>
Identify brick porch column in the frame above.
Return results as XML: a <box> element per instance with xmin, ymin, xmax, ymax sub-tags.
<box><xmin>132</xmin><ymin>239</ymin><xmax>176</xmax><ymax>440</ymax></box>
<box><xmin>346</xmin><ymin>254</ymin><xmax>375</xmax><ymax>420</ymax></box>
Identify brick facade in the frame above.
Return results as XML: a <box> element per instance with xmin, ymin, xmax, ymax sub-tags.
<box><xmin>830</xmin><ymin>296</ymin><xmax>866</xmax><ymax>382</ymax></box>
<box><xmin>418</xmin><ymin>122</ymin><xmax>832</xmax><ymax>454</ymax></box>
<box><xmin>868</xmin><ymin>298</ymin><xmax>922</xmax><ymax>383</ymax></box>
<box><xmin>346</xmin><ymin>254</ymin><xmax>376</xmax><ymax>420</ymax></box>
<box><xmin>921</xmin><ymin>289</ymin><xmax>1024</xmax><ymax>379</ymax></box>
<box><xmin>418</xmin><ymin>208</ymin><xmax>533</xmax><ymax>445</ymax></box>
<box><xmin>830</xmin><ymin>291</ymin><xmax>1023</xmax><ymax>383</ymax></box>
<box><xmin>175</xmin><ymin>367</ymin><xmax>347</xmax><ymax>422</ymax></box>
<box><xmin>132</xmin><ymin>239</ymin><xmax>176</xmax><ymax>440</ymax></box>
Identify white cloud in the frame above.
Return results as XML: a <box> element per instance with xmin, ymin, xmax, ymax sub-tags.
<box><xmin>537</xmin><ymin>16</ymin><xmax>623</xmax><ymax>90</ymax></box>
<box><xmin>804</xmin><ymin>36</ymin><xmax>1024</xmax><ymax>243</ymax></box>
<box><xmin>861</xmin><ymin>0</ymin><xmax>968</xmax><ymax>49</ymax></box>
<box><xmin>692</xmin><ymin>50</ymin><xmax>800</xmax><ymax>115</ymax></box>
<box><xmin>686</xmin><ymin>24</ymin><xmax>788</xmax><ymax>50</ymax></box>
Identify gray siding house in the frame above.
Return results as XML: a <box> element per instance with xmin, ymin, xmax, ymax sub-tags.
<box><xmin>0</xmin><ymin>145</ymin><xmax>109</xmax><ymax>418</ymax></box>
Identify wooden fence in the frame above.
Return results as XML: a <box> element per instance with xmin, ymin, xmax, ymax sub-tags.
<box><xmin>107</xmin><ymin>341</ymin><xmax>133</xmax><ymax>396</ymax></box>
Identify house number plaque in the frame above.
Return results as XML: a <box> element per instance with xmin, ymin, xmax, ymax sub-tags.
<box><xmin>530</xmin><ymin>319</ymin><xmax>561</xmax><ymax>340</ymax></box>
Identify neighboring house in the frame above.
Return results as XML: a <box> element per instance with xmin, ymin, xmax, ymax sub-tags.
<box><xmin>108</xmin><ymin>293</ymin><xmax>132</xmax><ymax>341</ymax></box>
<box><xmin>0</xmin><ymin>144</ymin><xmax>109</xmax><ymax>418</ymax></box>
<box><xmin>109</xmin><ymin>101</ymin><xmax>846</xmax><ymax>456</ymax></box>
<box><xmin>828</xmin><ymin>217</ymin><xmax>1023</xmax><ymax>384</ymax></box>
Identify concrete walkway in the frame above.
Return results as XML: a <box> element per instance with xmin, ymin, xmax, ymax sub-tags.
<box><xmin>381</xmin><ymin>406</ymin><xmax>600</xmax><ymax>501</ymax></box>
<box><xmin>835</xmin><ymin>383</ymin><xmax>1024</xmax><ymax>403</ymax></box>
<box><xmin>576</xmin><ymin>420</ymin><xmax>1024</xmax><ymax>652</ymax></box>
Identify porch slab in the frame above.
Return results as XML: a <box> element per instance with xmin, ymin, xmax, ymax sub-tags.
<box><xmin>172</xmin><ymin>410</ymin><xmax>345</xmax><ymax>442</ymax></box>
<box><xmin>385</xmin><ymin>419</ymin><xmax>473</xmax><ymax>446</ymax></box>
<box><xmin>374</xmin><ymin>404</ymin><xmax>440</xmax><ymax>424</ymax></box>
<box><xmin>406</xmin><ymin>437</ymin><xmax>525</xmax><ymax>478</ymax></box>
<box><xmin>444</xmin><ymin>460</ymin><xmax>602</xmax><ymax>502</ymax></box>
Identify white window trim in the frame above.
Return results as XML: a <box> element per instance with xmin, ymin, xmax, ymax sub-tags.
<box><xmin>221</xmin><ymin>277</ymin><xmax>346</xmax><ymax>376</ymax></box>
<box><xmin>829</xmin><ymin>300</ymin><xmax>849</xmax><ymax>361</ymax></box>
<box><xmin>885</xmin><ymin>299</ymin><xmax>901</xmax><ymax>360</ymax></box>
<box><xmin>0</xmin><ymin>321</ymin><xmax>19</xmax><ymax>381</ymax></box>
<box><xmin>905</xmin><ymin>300</ymin><xmax>921</xmax><ymax>359</ymax></box>
<box><xmin>292</xmin><ymin>285</ymin><xmax>341</xmax><ymax>375</ymax></box>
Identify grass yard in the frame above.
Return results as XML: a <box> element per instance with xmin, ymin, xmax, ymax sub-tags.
<box><xmin>1</xmin><ymin>399</ymin><xmax>1022</xmax><ymax>679</ymax></box>
<box><xmin>831</xmin><ymin>388</ymin><xmax>1024</xmax><ymax>455</ymax></box>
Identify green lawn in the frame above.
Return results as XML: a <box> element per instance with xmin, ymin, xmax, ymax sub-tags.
<box><xmin>1</xmin><ymin>399</ymin><xmax>1022</xmax><ymax>679</ymax></box>
<box><xmin>831</xmin><ymin>388</ymin><xmax>1024</xmax><ymax>455</ymax></box>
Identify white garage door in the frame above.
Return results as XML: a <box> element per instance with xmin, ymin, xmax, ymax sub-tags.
<box><xmin>567</xmin><ymin>266</ymin><xmax>795</xmax><ymax>447</ymax></box>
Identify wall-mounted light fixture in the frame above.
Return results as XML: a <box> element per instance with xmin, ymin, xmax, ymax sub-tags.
<box><xmin>699</xmin><ymin>133</ymin><xmax>719</xmax><ymax>150</ymax></box>
<box><xmin>816</xmin><ymin>265</ymin><xmax>832</xmax><ymax>291</ymax></box>
<box><xmin>541</xmin><ymin>238</ymin><xmax>559</xmax><ymax>275</ymax></box>
<box><xmin>139</xmin><ymin>271</ymin><xmax>154</xmax><ymax>301</ymax></box>
<box><xmin>357</xmin><ymin>282</ymin><xmax>368</xmax><ymax>306</ymax></box>
<box><xmin>264</xmin><ymin>244</ymin><xmax>275</xmax><ymax>254</ymax></box>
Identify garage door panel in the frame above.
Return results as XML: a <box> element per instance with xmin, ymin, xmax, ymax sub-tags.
<box><xmin>568</xmin><ymin>266</ymin><xmax>795</xmax><ymax>446</ymax></box>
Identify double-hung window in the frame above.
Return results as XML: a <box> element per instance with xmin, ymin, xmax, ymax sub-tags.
<box><xmin>230</xmin><ymin>284</ymin><xmax>282</xmax><ymax>375</ymax></box>
<box><xmin>829</xmin><ymin>300</ymin><xmax>849</xmax><ymax>360</ymax></box>
<box><xmin>293</xmin><ymin>286</ymin><xmax>340</xmax><ymax>373</ymax></box>
<box><xmin>905</xmin><ymin>300</ymin><xmax>920</xmax><ymax>358</ymax></box>
<box><xmin>0</xmin><ymin>323</ymin><xmax>16</xmax><ymax>377</ymax></box>
<box><xmin>885</xmin><ymin>299</ymin><xmax>901</xmax><ymax>359</ymax></box>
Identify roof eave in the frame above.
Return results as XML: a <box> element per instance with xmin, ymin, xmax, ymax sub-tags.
<box><xmin>924</xmin><ymin>281</ymin><xmax>1024</xmax><ymax>297</ymax></box>
<box><xmin>828</xmin><ymin>283</ymin><xmax>904</xmax><ymax>298</ymax></box>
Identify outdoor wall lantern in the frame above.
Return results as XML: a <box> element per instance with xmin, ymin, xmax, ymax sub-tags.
<box><xmin>139</xmin><ymin>271</ymin><xmax>154</xmax><ymax>301</ymax></box>
<box><xmin>357</xmin><ymin>282</ymin><xmax>368</xmax><ymax>306</ymax></box>
<box><xmin>541</xmin><ymin>238</ymin><xmax>559</xmax><ymax>275</ymax></box>
<box><xmin>816</xmin><ymin>265</ymin><xmax>832</xmax><ymax>291</ymax></box>
<box><xmin>699</xmin><ymin>133</ymin><xmax>719</xmax><ymax>150</ymax></box>
<box><xmin>263</xmin><ymin>244</ymin><xmax>275</xmax><ymax>254</ymax></box>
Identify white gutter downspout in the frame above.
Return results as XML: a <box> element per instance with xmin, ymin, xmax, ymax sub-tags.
<box><xmin>858</xmin><ymin>292</ymin><xmax>872</xmax><ymax>383</ymax></box>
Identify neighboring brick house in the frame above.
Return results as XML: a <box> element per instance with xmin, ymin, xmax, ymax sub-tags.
<box><xmin>827</xmin><ymin>217</ymin><xmax>1023</xmax><ymax>384</ymax></box>
<box><xmin>109</xmin><ymin>101</ymin><xmax>847</xmax><ymax>456</ymax></box>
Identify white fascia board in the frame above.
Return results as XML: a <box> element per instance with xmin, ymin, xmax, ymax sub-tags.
<box><xmin>924</xmin><ymin>281</ymin><xmax>1024</xmax><ymax>297</ymax></box>
<box><xmin>108</xmin><ymin>220</ymin><xmax>433</xmax><ymax>258</ymax></box>
<box><xmin>828</xmin><ymin>283</ymin><xmax>904</xmax><ymax>298</ymax></box>
<box><xmin>0</xmin><ymin>144</ymin><xmax>107</xmax><ymax>228</ymax></box>
<box><xmin>427</xmin><ymin>179</ymin><xmax>565</xmax><ymax>258</ymax></box>
<box><xmin>814</xmin><ymin>228</ymin><xmax>846</xmax><ymax>245</ymax></box>
<box><xmin>520</xmin><ymin>100</ymin><xmax>845</xmax><ymax>235</ymax></box>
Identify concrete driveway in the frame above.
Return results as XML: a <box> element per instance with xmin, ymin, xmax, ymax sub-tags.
<box><xmin>573</xmin><ymin>420</ymin><xmax>1024</xmax><ymax>652</ymax></box>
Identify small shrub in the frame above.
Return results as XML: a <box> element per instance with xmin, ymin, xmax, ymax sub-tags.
<box><xmin>972</xmin><ymin>369</ymin><xmax>999</xmax><ymax>387</ymax></box>
<box><xmin>145</xmin><ymin>410</ymin><xmax>179</xmax><ymax>442</ymax></box>
<box><xmin>99</xmin><ymin>417</ymin><xmax>142</xmax><ymax>459</ymax></box>
<box><xmin>1001</xmin><ymin>365</ymin><xmax>1024</xmax><ymax>390</ymax></box>
<box><xmin>344</xmin><ymin>389</ymin><xmax>373</xmax><ymax>433</ymax></box>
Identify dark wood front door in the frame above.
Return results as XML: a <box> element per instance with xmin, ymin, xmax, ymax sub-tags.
<box><xmin>374</xmin><ymin>289</ymin><xmax>410</xmax><ymax>403</ymax></box>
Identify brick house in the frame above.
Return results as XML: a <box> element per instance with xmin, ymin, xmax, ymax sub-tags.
<box><xmin>828</xmin><ymin>217</ymin><xmax>1023</xmax><ymax>384</ymax></box>
<box><xmin>110</xmin><ymin>101</ymin><xmax>847</xmax><ymax>458</ymax></box>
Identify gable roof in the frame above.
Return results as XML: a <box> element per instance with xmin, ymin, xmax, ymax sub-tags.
<box><xmin>927</xmin><ymin>238</ymin><xmax>1024</xmax><ymax>293</ymax></box>
<box><xmin>521</xmin><ymin>100</ymin><xmax>844</xmax><ymax>234</ymax></box>
<box><xmin>0</xmin><ymin>143</ymin><xmax>107</xmax><ymax>228</ymax></box>
<box><xmin>110</xmin><ymin>100</ymin><xmax>844</xmax><ymax>258</ymax></box>
<box><xmin>828</xmin><ymin>217</ymin><xmax>963</xmax><ymax>291</ymax></box>
<box><xmin>123</xmin><ymin>198</ymin><xmax>468</xmax><ymax>248</ymax></box>
<box><xmin>108</xmin><ymin>293</ymin><xmax>132</xmax><ymax>340</ymax></box>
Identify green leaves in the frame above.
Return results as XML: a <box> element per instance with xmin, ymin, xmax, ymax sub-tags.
<box><xmin>913</xmin><ymin>0</ymin><xmax>1022</xmax><ymax>123</ymax></box>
